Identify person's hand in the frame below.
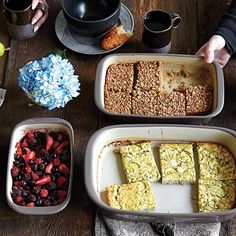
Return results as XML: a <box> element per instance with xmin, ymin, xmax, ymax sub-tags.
<box><xmin>31</xmin><ymin>0</ymin><xmax>49</xmax><ymax>32</ymax></box>
<box><xmin>196</xmin><ymin>35</ymin><xmax>231</xmax><ymax>68</ymax></box>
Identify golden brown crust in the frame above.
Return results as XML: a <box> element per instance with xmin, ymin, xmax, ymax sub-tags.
<box><xmin>101</xmin><ymin>24</ymin><xmax>133</xmax><ymax>50</ymax></box>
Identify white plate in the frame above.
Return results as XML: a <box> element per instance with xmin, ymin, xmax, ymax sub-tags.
<box><xmin>55</xmin><ymin>4</ymin><xmax>134</xmax><ymax>55</ymax></box>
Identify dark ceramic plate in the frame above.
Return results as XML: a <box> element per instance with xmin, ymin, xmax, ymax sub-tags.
<box><xmin>55</xmin><ymin>3</ymin><xmax>134</xmax><ymax>55</ymax></box>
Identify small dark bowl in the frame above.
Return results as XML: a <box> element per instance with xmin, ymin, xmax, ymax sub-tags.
<box><xmin>62</xmin><ymin>0</ymin><xmax>121</xmax><ymax>37</ymax></box>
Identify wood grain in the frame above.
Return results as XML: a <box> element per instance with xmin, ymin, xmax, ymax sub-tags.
<box><xmin>0</xmin><ymin>0</ymin><xmax>236</xmax><ymax>235</ymax></box>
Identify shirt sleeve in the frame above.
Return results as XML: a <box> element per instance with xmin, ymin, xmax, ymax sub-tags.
<box><xmin>215</xmin><ymin>0</ymin><xmax>236</xmax><ymax>55</ymax></box>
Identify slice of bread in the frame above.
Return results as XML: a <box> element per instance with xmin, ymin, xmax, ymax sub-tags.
<box><xmin>101</xmin><ymin>24</ymin><xmax>133</xmax><ymax>50</ymax></box>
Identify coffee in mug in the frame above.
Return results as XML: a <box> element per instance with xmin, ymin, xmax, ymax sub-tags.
<box><xmin>142</xmin><ymin>10</ymin><xmax>181</xmax><ymax>53</ymax></box>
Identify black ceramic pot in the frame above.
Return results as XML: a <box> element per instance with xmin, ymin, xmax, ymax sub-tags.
<box><xmin>62</xmin><ymin>0</ymin><xmax>121</xmax><ymax>37</ymax></box>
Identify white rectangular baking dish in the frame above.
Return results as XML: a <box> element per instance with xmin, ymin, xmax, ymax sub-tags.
<box><xmin>94</xmin><ymin>53</ymin><xmax>224</xmax><ymax>124</ymax></box>
<box><xmin>85</xmin><ymin>125</ymin><xmax>236</xmax><ymax>223</ymax></box>
<box><xmin>6</xmin><ymin>118</ymin><xmax>74</xmax><ymax>215</ymax></box>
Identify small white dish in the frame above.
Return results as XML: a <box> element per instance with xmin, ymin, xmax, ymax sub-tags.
<box><xmin>6</xmin><ymin>118</ymin><xmax>74</xmax><ymax>215</ymax></box>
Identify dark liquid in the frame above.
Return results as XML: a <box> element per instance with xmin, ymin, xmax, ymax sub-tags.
<box><xmin>5</xmin><ymin>0</ymin><xmax>31</xmax><ymax>11</ymax></box>
<box><xmin>145</xmin><ymin>22</ymin><xmax>169</xmax><ymax>31</ymax></box>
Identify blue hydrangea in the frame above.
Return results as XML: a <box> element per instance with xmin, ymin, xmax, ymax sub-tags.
<box><xmin>18</xmin><ymin>54</ymin><xmax>80</xmax><ymax>110</ymax></box>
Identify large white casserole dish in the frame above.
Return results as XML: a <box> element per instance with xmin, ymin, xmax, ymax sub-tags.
<box><xmin>94</xmin><ymin>53</ymin><xmax>224</xmax><ymax>124</ymax></box>
<box><xmin>6</xmin><ymin>118</ymin><xmax>74</xmax><ymax>215</ymax></box>
<box><xmin>85</xmin><ymin>125</ymin><xmax>236</xmax><ymax>223</ymax></box>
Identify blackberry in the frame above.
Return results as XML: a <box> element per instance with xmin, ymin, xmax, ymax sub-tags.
<box><xmin>31</xmin><ymin>164</ymin><xmax>38</xmax><ymax>171</ymax></box>
<box><xmin>28</xmin><ymin>194</ymin><xmax>36</xmax><ymax>202</ymax></box>
<box><xmin>32</xmin><ymin>186</ymin><xmax>41</xmax><ymax>195</ymax></box>
<box><xmin>22</xmin><ymin>191</ymin><xmax>28</xmax><ymax>197</ymax></box>
<box><xmin>36</xmin><ymin>197</ymin><xmax>43</xmax><ymax>206</ymax></box>
<box><xmin>21</xmin><ymin>180</ymin><xmax>27</xmax><ymax>187</ymax></box>
<box><xmin>12</xmin><ymin>186</ymin><xmax>22</xmax><ymax>196</ymax></box>
<box><xmin>39</xmin><ymin>163</ymin><xmax>46</xmax><ymax>171</ymax></box>
<box><xmin>43</xmin><ymin>199</ymin><xmax>51</xmax><ymax>206</ymax></box>
<box><xmin>28</xmin><ymin>180</ymin><xmax>35</xmax><ymax>186</ymax></box>
<box><xmin>28</xmin><ymin>160</ymin><xmax>35</xmax><ymax>166</ymax></box>
<box><xmin>46</xmin><ymin>182</ymin><xmax>56</xmax><ymax>190</ymax></box>
<box><xmin>13</xmin><ymin>160</ymin><xmax>20</xmax><ymax>166</ymax></box>
<box><xmin>15</xmin><ymin>175</ymin><xmax>22</xmax><ymax>181</ymax></box>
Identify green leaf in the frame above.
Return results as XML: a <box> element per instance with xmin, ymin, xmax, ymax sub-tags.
<box><xmin>45</xmin><ymin>49</ymin><xmax>67</xmax><ymax>59</ymax></box>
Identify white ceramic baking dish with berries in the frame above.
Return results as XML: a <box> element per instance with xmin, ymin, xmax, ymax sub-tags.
<box><xmin>6</xmin><ymin>118</ymin><xmax>74</xmax><ymax>215</ymax></box>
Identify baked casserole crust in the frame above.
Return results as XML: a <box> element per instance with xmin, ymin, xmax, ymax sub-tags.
<box><xmin>197</xmin><ymin>143</ymin><xmax>236</xmax><ymax>180</ymax></box>
<box><xmin>105</xmin><ymin>181</ymin><xmax>156</xmax><ymax>210</ymax></box>
<box><xmin>159</xmin><ymin>143</ymin><xmax>196</xmax><ymax>184</ymax></box>
<box><xmin>120</xmin><ymin>142</ymin><xmax>160</xmax><ymax>183</ymax></box>
<box><xmin>198</xmin><ymin>179</ymin><xmax>235</xmax><ymax>212</ymax></box>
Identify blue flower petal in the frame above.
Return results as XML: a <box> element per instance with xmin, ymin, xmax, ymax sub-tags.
<box><xmin>18</xmin><ymin>54</ymin><xmax>80</xmax><ymax>109</ymax></box>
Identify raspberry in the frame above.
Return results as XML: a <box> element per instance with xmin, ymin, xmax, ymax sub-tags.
<box><xmin>58</xmin><ymin>164</ymin><xmax>69</xmax><ymax>174</ymax></box>
<box><xmin>11</xmin><ymin>166</ymin><xmax>20</xmax><ymax>177</ymax></box>
<box><xmin>56</xmin><ymin>176</ymin><xmax>67</xmax><ymax>186</ymax></box>
<box><xmin>25</xmin><ymin>166</ymin><xmax>32</xmax><ymax>174</ymax></box>
<box><xmin>56</xmin><ymin>190</ymin><xmax>67</xmax><ymax>198</ymax></box>
<box><xmin>53</xmin><ymin>158</ymin><xmax>60</xmax><ymax>167</ymax></box>
<box><xmin>40</xmin><ymin>189</ymin><xmax>48</xmax><ymax>198</ymax></box>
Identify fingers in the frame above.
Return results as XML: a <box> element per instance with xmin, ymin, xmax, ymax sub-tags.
<box><xmin>33</xmin><ymin>12</ymin><xmax>48</xmax><ymax>32</ymax></box>
<box><xmin>31</xmin><ymin>9</ymin><xmax>43</xmax><ymax>25</ymax></box>
<box><xmin>196</xmin><ymin>40</ymin><xmax>216</xmax><ymax>64</ymax></box>
<box><xmin>32</xmin><ymin>0</ymin><xmax>39</xmax><ymax>10</ymax></box>
<box><xmin>31</xmin><ymin>0</ymin><xmax>49</xmax><ymax>32</ymax></box>
<box><xmin>204</xmin><ymin>41</ymin><xmax>216</xmax><ymax>64</ymax></box>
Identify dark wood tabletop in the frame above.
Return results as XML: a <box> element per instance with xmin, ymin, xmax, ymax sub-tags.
<box><xmin>0</xmin><ymin>0</ymin><xmax>236</xmax><ymax>235</ymax></box>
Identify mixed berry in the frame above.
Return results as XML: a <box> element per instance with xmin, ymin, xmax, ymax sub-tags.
<box><xmin>11</xmin><ymin>130</ymin><xmax>71</xmax><ymax>207</ymax></box>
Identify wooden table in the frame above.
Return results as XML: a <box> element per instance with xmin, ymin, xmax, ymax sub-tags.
<box><xmin>0</xmin><ymin>0</ymin><xmax>236</xmax><ymax>235</ymax></box>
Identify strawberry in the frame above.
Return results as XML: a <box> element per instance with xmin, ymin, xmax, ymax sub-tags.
<box><xmin>13</xmin><ymin>181</ymin><xmax>21</xmax><ymax>187</ymax></box>
<box><xmin>26</xmin><ymin>132</ymin><xmax>34</xmax><ymax>139</ymax></box>
<box><xmin>16</xmin><ymin>146</ymin><xmax>22</xmax><ymax>155</ymax></box>
<box><xmin>25</xmin><ymin>166</ymin><xmax>32</xmax><ymax>174</ymax></box>
<box><xmin>46</xmin><ymin>135</ymin><xmax>53</xmax><ymax>151</ymax></box>
<box><xmin>55</xmin><ymin>146</ymin><xmax>63</xmax><ymax>154</ymax></box>
<box><xmin>56</xmin><ymin>176</ymin><xmax>67</xmax><ymax>186</ymax></box>
<box><xmin>53</xmin><ymin>158</ymin><xmax>61</xmax><ymax>167</ymax></box>
<box><xmin>55</xmin><ymin>140</ymin><xmax>69</xmax><ymax>154</ymax></box>
<box><xmin>35</xmin><ymin>175</ymin><xmax>51</xmax><ymax>185</ymax></box>
<box><xmin>23</xmin><ymin>147</ymin><xmax>31</xmax><ymax>153</ymax></box>
<box><xmin>40</xmin><ymin>189</ymin><xmax>48</xmax><ymax>198</ymax></box>
<box><xmin>57</xmin><ymin>134</ymin><xmax>63</xmax><ymax>141</ymax></box>
<box><xmin>45</xmin><ymin>162</ymin><xmax>53</xmax><ymax>174</ymax></box>
<box><xmin>21</xmin><ymin>138</ymin><xmax>28</xmax><ymax>148</ymax></box>
<box><xmin>31</xmin><ymin>172</ymin><xmax>39</xmax><ymax>181</ymax></box>
<box><xmin>58</xmin><ymin>164</ymin><xmax>69</xmax><ymax>174</ymax></box>
<box><xmin>15</xmin><ymin>196</ymin><xmax>24</xmax><ymax>203</ymax></box>
<box><xmin>60</xmin><ymin>140</ymin><xmax>69</xmax><ymax>148</ymax></box>
<box><xmin>24</xmin><ymin>151</ymin><xmax>35</xmax><ymax>163</ymax></box>
<box><xmin>52</xmin><ymin>141</ymin><xmax>60</xmax><ymax>149</ymax></box>
<box><xmin>35</xmin><ymin>158</ymin><xmax>43</xmax><ymax>165</ymax></box>
<box><xmin>56</xmin><ymin>190</ymin><xmax>67</xmax><ymax>198</ymax></box>
<box><xmin>26</xmin><ymin>202</ymin><xmax>35</xmax><ymax>207</ymax></box>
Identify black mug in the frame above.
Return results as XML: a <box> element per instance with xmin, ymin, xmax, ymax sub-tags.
<box><xmin>3</xmin><ymin>0</ymin><xmax>44</xmax><ymax>39</ymax></box>
<box><xmin>142</xmin><ymin>10</ymin><xmax>181</xmax><ymax>53</ymax></box>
